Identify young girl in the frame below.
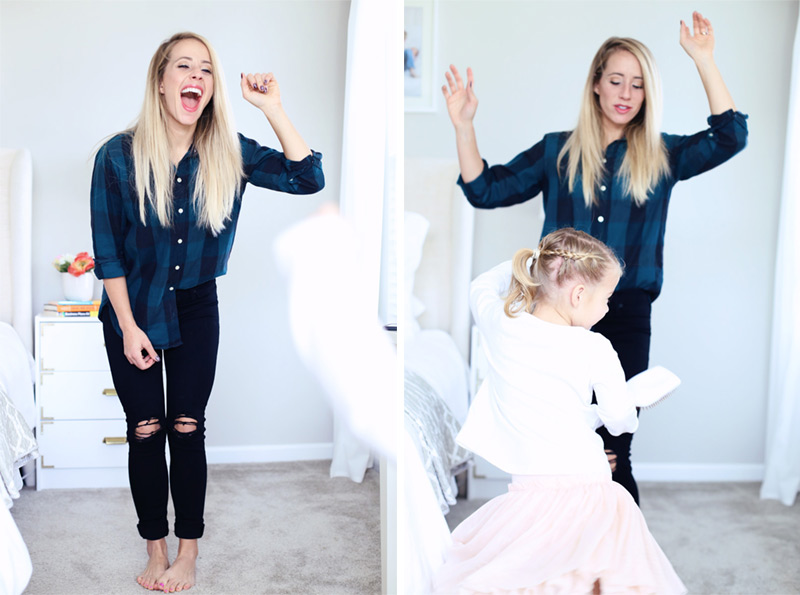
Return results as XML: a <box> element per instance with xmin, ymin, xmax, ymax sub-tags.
<box><xmin>433</xmin><ymin>228</ymin><xmax>686</xmax><ymax>594</ymax></box>
<box><xmin>443</xmin><ymin>12</ymin><xmax>748</xmax><ymax>504</ymax></box>
<box><xmin>90</xmin><ymin>32</ymin><xmax>323</xmax><ymax>592</ymax></box>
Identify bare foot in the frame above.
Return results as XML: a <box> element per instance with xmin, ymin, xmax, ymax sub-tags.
<box><xmin>138</xmin><ymin>539</ymin><xmax>170</xmax><ymax>591</ymax></box>
<box><xmin>158</xmin><ymin>538</ymin><xmax>198</xmax><ymax>593</ymax></box>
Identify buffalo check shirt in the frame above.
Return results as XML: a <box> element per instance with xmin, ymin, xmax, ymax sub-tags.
<box><xmin>458</xmin><ymin>109</ymin><xmax>748</xmax><ymax>299</ymax></box>
<box><xmin>91</xmin><ymin>132</ymin><xmax>325</xmax><ymax>349</ymax></box>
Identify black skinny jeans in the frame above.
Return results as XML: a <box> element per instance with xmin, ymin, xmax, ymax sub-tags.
<box><xmin>101</xmin><ymin>280</ymin><xmax>220</xmax><ymax>540</ymax></box>
<box><xmin>591</xmin><ymin>289</ymin><xmax>653</xmax><ymax>506</ymax></box>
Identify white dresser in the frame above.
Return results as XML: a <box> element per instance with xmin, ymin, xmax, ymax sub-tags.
<box><xmin>34</xmin><ymin>315</ymin><xmax>129</xmax><ymax>489</ymax></box>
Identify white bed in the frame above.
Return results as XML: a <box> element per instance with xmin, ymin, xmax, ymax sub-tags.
<box><xmin>403</xmin><ymin>158</ymin><xmax>475</xmax><ymax>593</ymax></box>
<box><xmin>0</xmin><ymin>147</ymin><xmax>36</xmax><ymax>595</ymax></box>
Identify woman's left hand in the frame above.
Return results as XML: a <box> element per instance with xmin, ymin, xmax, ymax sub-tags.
<box><xmin>680</xmin><ymin>11</ymin><xmax>715</xmax><ymax>62</ymax></box>
<box><xmin>241</xmin><ymin>72</ymin><xmax>282</xmax><ymax>112</ymax></box>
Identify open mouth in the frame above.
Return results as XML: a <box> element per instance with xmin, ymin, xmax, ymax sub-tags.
<box><xmin>180</xmin><ymin>86</ymin><xmax>203</xmax><ymax>112</ymax></box>
<box><xmin>615</xmin><ymin>104</ymin><xmax>632</xmax><ymax>114</ymax></box>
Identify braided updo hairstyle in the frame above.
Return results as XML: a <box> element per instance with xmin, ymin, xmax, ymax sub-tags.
<box><xmin>504</xmin><ymin>227</ymin><xmax>623</xmax><ymax>317</ymax></box>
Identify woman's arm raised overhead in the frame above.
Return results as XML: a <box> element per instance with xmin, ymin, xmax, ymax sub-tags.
<box><xmin>680</xmin><ymin>11</ymin><xmax>736</xmax><ymax>115</ymax></box>
<box><xmin>443</xmin><ymin>65</ymin><xmax>485</xmax><ymax>183</ymax></box>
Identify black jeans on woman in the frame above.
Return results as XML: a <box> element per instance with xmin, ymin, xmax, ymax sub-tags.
<box><xmin>591</xmin><ymin>289</ymin><xmax>653</xmax><ymax>506</ymax></box>
<box><xmin>101</xmin><ymin>279</ymin><xmax>220</xmax><ymax>540</ymax></box>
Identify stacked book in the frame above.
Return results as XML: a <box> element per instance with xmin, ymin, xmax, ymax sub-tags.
<box><xmin>43</xmin><ymin>300</ymin><xmax>100</xmax><ymax>317</ymax></box>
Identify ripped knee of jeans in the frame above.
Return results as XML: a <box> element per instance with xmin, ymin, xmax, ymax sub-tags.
<box><xmin>171</xmin><ymin>415</ymin><xmax>201</xmax><ymax>439</ymax></box>
<box><xmin>133</xmin><ymin>418</ymin><xmax>162</xmax><ymax>442</ymax></box>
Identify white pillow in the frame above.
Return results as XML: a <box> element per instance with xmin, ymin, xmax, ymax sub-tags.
<box><xmin>404</xmin><ymin>211</ymin><xmax>430</xmax><ymax>339</ymax></box>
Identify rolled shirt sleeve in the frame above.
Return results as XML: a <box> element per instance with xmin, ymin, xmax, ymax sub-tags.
<box><xmin>90</xmin><ymin>138</ymin><xmax>129</xmax><ymax>280</ymax></box>
<box><xmin>666</xmin><ymin>109</ymin><xmax>749</xmax><ymax>182</ymax></box>
<box><xmin>239</xmin><ymin>134</ymin><xmax>325</xmax><ymax>195</ymax></box>
<box><xmin>457</xmin><ymin>138</ymin><xmax>549</xmax><ymax>210</ymax></box>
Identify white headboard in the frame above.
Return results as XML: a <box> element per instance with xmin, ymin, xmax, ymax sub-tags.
<box><xmin>404</xmin><ymin>158</ymin><xmax>474</xmax><ymax>361</ymax></box>
<box><xmin>0</xmin><ymin>149</ymin><xmax>33</xmax><ymax>353</ymax></box>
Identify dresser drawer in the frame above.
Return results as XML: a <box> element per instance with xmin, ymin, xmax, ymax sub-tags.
<box><xmin>39</xmin><ymin>319</ymin><xmax>108</xmax><ymax>372</ymax></box>
<box><xmin>38</xmin><ymin>420</ymin><xmax>128</xmax><ymax>469</ymax></box>
<box><xmin>38</xmin><ymin>371</ymin><xmax>123</xmax><ymax>420</ymax></box>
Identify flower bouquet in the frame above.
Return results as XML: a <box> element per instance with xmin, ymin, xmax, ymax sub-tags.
<box><xmin>53</xmin><ymin>252</ymin><xmax>96</xmax><ymax>301</ymax></box>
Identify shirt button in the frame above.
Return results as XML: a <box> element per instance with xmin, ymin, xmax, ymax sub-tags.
<box><xmin>598</xmin><ymin>216</ymin><xmax>605</xmax><ymax>223</ymax></box>
<box><xmin>169</xmin><ymin>286</ymin><xmax>174</xmax><ymax>291</ymax></box>
<box><xmin>708</xmin><ymin>132</ymin><xmax>714</xmax><ymax>138</ymax></box>
<box><xmin>177</xmin><ymin>177</ymin><xmax>182</xmax><ymax>183</ymax></box>
<box><xmin>600</xmin><ymin>185</ymin><xmax>607</xmax><ymax>191</ymax></box>
<box><xmin>178</xmin><ymin>208</ymin><xmax>184</xmax><ymax>214</ymax></box>
<box><xmin>175</xmin><ymin>265</ymin><xmax>181</xmax><ymax>271</ymax></box>
<box><xmin>603</xmin><ymin>158</ymin><xmax>607</xmax><ymax>164</ymax></box>
<box><xmin>177</xmin><ymin>239</ymin><xmax>183</xmax><ymax>244</ymax></box>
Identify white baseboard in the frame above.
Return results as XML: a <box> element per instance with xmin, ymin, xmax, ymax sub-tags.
<box><xmin>632</xmin><ymin>462</ymin><xmax>765</xmax><ymax>482</ymax></box>
<box><xmin>206</xmin><ymin>442</ymin><xmax>333</xmax><ymax>465</ymax></box>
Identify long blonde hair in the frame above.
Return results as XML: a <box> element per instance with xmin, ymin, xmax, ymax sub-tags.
<box><xmin>131</xmin><ymin>32</ymin><xmax>243</xmax><ymax>235</ymax></box>
<box><xmin>557</xmin><ymin>37</ymin><xmax>669</xmax><ymax>207</ymax></box>
<box><xmin>505</xmin><ymin>228</ymin><xmax>622</xmax><ymax>317</ymax></box>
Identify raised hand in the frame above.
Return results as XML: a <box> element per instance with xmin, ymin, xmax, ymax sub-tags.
<box><xmin>680</xmin><ymin>11</ymin><xmax>715</xmax><ymax>63</ymax></box>
<box><xmin>442</xmin><ymin>65</ymin><xmax>478</xmax><ymax>129</ymax></box>
<box><xmin>679</xmin><ymin>10</ymin><xmax>735</xmax><ymax>114</ymax></box>
<box><xmin>241</xmin><ymin>71</ymin><xmax>281</xmax><ymax>112</ymax></box>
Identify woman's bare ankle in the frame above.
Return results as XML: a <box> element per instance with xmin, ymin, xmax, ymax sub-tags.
<box><xmin>147</xmin><ymin>538</ymin><xmax>169</xmax><ymax>556</ymax></box>
<box><xmin>176</xmin><ymin>538</ymin><xmax>198</xmax><ymax>560</ymax></box>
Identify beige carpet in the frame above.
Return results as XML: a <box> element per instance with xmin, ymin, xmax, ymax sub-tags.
<box><xmin>446</xmin><ymin>481</ymin><xmax>800</xmax><ymax>595</ymax></box>
<box><xmin>10</xmin><ymin>460</ymin><xmax>381</xmax><ymax>594</ymax></box>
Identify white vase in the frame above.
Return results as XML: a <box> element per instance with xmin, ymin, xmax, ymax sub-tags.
<box><xmin>61</xmin><ymin>272</ymin><xmax>95</xmax><ymax>302</ymax></box>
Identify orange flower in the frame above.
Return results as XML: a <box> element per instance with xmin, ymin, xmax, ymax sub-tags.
<box><xmin>67</xmin><ymin>252</ymin><xmax>95</xmax><ymax>277</ymax></box>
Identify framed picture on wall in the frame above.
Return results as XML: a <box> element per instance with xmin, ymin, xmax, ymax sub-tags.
<box><xmin>404</xmin><ymin>0</ymin><xmax>437</xmax><ymax>112</ymax></box>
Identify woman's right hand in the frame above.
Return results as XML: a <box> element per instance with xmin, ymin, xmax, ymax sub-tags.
<box><xmin>122</xmin><ymin>325</ymin><xmax>160</xmax><ymax>370</ymax></box>
<box><xmin>442</xmin><ymin>65</ymin><xmax>478</xmax><ymax>129</ymax></box>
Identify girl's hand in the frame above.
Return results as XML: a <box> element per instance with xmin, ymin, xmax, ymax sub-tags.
<box><xmin>605</xmin><ymin>449</ymin><xmax>617</xmax><ymax>473</ymax></box>
<box><xmin>241</xmin><ymin>72</ymin><xmax>282</xmax><ymax>112</ymax></box>
<box><xmin>442</xmin><ymin>65</ymin><xmax>478</xmax><ymax>130</ymax></box>
<box><xmin>680</xmin><ymin>11</ymin><xmax>715</xmax><ymax>63</ymax></box>
<box><xmin>122</xmin><ymin>325</ymin><xmax>160</xmax><ymax>370</ymax></box>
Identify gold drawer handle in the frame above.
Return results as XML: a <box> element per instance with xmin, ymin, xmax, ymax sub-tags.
<box><xmin>103</xmin><ymin>436</ymin><xmax>127</xmax><ymax>445</ymax></box>
<box><xmin>102</xmin><ymin>388</ymin><xmax>117</xmax><ymax>396</ymax></box>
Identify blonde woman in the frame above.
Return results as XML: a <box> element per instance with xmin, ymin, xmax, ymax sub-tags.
<box><xmin>443</xmin><ymin>11</ymin><xmax>747</xmax><ymax>504</ymax></box>
<box><xmin>434</xmin><ymin>228</ymin><xmax>685</xmax><ymax>594</ymax></box>
<box><xmin>90</xmin><ymin>32</ymin><xmax>323</xmax><ymax>592</ymax></box>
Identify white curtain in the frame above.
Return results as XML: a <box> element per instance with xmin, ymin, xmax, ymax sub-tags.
<box><xmin>330</xmin><ymin>0</ymin><xmax>398</xmax><ymax>483</ymax></box>
<box><xmin>760</xmin><ymin>11</ymin><xmax>800</xmax><ymax>507</ymax></box>
<box><xmin>0</xmin><ymin>149</ymin><xmax>33</xmax><ymax>353</ymax></box>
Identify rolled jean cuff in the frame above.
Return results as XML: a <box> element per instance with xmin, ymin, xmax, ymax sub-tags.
<box><xmin>175</xmin><ymin>519</ymin><xmax>204</xmax><ymax>540</ymax></box>
<box><xmin>138</xmin><ymin>519</ymin><xmax>169</xmax><ymax>541</ymax></box>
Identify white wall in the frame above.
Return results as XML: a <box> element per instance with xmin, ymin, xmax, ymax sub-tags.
<box><xmin>0</xmin><ymin>0</ymin><xmax>350</xmax><ymax>456</ymax></box>
<box><xmin>405</xmin><ymin>0</ymin><xmax>797</xmax><ymax>475</ymax></box>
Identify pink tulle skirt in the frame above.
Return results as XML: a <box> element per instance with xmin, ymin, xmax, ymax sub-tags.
<box><xmin>433</xmin><ymin>474</ymin><xmax>686</xmax><ymax>594</ymax></box>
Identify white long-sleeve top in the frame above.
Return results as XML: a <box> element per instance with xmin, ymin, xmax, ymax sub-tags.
<box><xmin>457</xmin><ymin>261</ymin><xmax>639</xmax><ymax>476</ymax></box>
